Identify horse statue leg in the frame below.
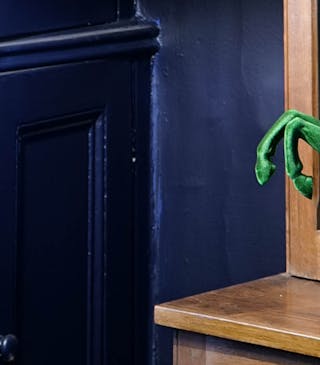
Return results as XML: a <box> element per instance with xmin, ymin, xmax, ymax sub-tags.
<box><xmin>284</xmin><ymin>117</ymin><xmax>320</xmax><ymax>198</ymax></box>
<box><xmin>255</xmin><ymin>110</ymin><xmax>301</xmax><ymax>185</ymax></box>
<box><xmin>255</xmin><ymin>109</ymin><xmax>320</xmax><ymax>199</ymax></box>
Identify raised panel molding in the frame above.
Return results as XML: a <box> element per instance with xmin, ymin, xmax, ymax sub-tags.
<box><xmin>0</xmin><ymin>21</ymin><xmax>159</xmax><ymax>72</ymax></box>
<box><xmin>16</xmin><ymin>110</ymin><xmax>107</xmax><ymax>365</ymax></box>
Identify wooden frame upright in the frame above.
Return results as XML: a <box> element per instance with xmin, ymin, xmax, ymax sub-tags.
<box><xmin>285</xmin><ymin>0</ymin><xmax>320</xmax><ymax>279</ymax></box>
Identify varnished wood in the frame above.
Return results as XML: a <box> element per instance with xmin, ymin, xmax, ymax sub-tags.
<box><xmin>155</xmin><ymin>274</ymin><xmax>320</xmax><ymax>357</ymax></box>
<box><xmin>284</xmin><ymin>0</ymin><xmax>320</xmax><ymax>279</ymax></box>
<box><xmin>174</xmin><ymin>332</ymin><xmax>206</xmax><ymax>365</ymax></box>
<box><xmin>174</xmin><ymin>331</ymin><xmax>319</xmax><ymax>365</ymax></box>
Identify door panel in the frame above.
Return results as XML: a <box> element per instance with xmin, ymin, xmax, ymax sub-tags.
<box><xmin>0</xmin><ymin>60</ymin><xmax>133</xmax><ymax>364</ymax></box>
<box><xmin>17</xmin><ymin>113</ymin><xmax>96</xmax><ymax>365</ymax></box>
<box><xmin>0</xmin><ymin>6</ymin><xmax>158</xmax><ymax>361</ymax></box>
<box><xmin>0</xmin><ymin>1</ymin><xmax>118</xmax><ymax>39</ymax></box>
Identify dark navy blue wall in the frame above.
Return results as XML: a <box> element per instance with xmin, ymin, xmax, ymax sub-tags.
<box><xmin>138</xmin><ymin>1</ymin><xmax>285</xmax><ymax>364</ymax></box>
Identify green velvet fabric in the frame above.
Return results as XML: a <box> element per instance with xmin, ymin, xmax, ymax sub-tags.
<box><xmin>255</xmin><ymin>109</ymin><xmax>320</xmax><ymax>199</ymax></box>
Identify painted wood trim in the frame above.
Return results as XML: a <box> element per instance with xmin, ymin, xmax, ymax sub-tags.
<box><xmin>16</xmin><ymin>110</ymin><xmax>107</xmax><ymax>365</ymax></box>
<box><xmin>284</xmin><ymin>0</ymin><xmax>320</xmax><ymax>279</ymax></box>
<box><xmin>0</xmin><ymin>21</ymin><xmax>159</xmax><ymax>71</ymax></box>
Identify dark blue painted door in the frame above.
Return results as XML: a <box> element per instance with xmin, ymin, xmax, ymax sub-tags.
<box><xmin>0</xmin><ymin>3</ymin><xmax>158</xmax><ymax>365</ymax></box>
<box><xmin>0</xmin><ymin>61</ymin><xmax>130</xmax><ymax>365</ymax></box>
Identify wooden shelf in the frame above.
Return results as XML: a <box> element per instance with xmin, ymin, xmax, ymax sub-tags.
<box><xmin>154</xmin><ymin>274</ymin><xmax>320</xmax><ymax>358</ymax></box>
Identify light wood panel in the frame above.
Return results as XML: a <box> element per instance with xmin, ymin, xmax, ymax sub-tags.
<box><xmin>284</xmin><ymin>0</ymin><xmax>320</xmax><ymax>279</ymax></box>
<box><xmin>155</xmin><ymin>274</ymin><xmax>320</xmax><ymax>357</ymax></box>
<box><xmin>174</xmin><ymin>332</ymin><xmax>319</xmax><ymax>365</ymax></box>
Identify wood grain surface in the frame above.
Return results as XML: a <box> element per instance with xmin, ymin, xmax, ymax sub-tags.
<box><xmin>284</xmin><ymin>0</ymin><xmax>320</xmax><ymax>279</ymax></box>
<box><xmin>155</xmin><ymin>274</ymin><xmax>320</xmax><ymax>357</ymax></box>
<box><xmin>174</xmin><ymin>331</ymin><xmax>319</xmax><ymax>365</ymax></box>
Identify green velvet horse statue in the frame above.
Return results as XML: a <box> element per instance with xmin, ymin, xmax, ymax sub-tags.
<box><xmin>255</xmin><ymin>109</ymin><xmax>320</xmax><ymax>199</ymax></box>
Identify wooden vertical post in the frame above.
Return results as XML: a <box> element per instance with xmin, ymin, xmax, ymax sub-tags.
<box><xmin>285</xmin><ymin>0</ymin><xmax>320</xmax><ymax>279</ymax></box>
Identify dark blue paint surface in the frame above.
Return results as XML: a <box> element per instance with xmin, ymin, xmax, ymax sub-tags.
<box><xmin>0</xmin><ymin>52</ymin><xmax>156</xmax><ymax>365</ymax></box>
<box><xmin>0</xmin><ymin>1</ymin><xmax>117</xmax><ymax>39</ymax></box>
<box><xmin>18</xmin><ymin>120</ymin><xmax>90</xmax><ymax>365</ymax></box>
<box><xmin>139</xmin><ymin>0</ymin><xmax>284</xmax><ymax>364</ymax></box>
<box><xmin>0</xmin><ymin>0</ymin><xmax>284</xmax><ymax>364</ymax></box>
<box><xmin>0</xmin><ymin>0</ymin><xmax>157</xmax><ymax>360</ymax></box>
<box><xmin>0</xmin><ymin>21</ymin><xmax>159</xmax><ymax>71</ymax></box>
